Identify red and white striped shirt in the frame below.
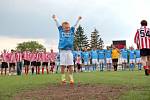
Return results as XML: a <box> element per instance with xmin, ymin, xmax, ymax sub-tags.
<box><xmin>134</xmin><ymin>26</ymin><xmax>150</xmax><ymax>49</ymax></box>
<box><xmin>16</xmin><ymin>53</ymin><xmax>22</xmax><ymax>62</ymax></box>
<box><xmin>23</xmin><ymin>51</ymin><xmax>30</xmax><ymax>61</ymax></box>
<box><xmin>36</xmin><ymin>53</ymin><xmax>42</xmax><ymax>62</ymax></box>
<box><xmin>1</xmin><ymin>52</ymin><xmax>9</xmax><ymax>62</ymax></box>
<box><xmin>30</xmin><ymin>53</ymin><xmax>37</xmax><ymax>62</ymax></box>
<box><xmin>49</xmin><ymin>52</ymin><xmax>57</xmax><ymax>62</ymax></box>
<box><xmin>9</xmin><ymin>52</ymin><xmax>16</xmax><ymax>63</ymax></box>
<box><xmin>41</xmin><ymin>52</ymin><xmax>49</xmax><ymax>62</ymax></box>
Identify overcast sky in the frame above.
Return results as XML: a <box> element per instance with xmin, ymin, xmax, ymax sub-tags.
<box><xmin>0</xmin><ymin>0</ymin><xmax>150</xmax><ymax>51</ymax></box>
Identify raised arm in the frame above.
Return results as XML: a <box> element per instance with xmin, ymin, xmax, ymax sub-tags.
<box><xmin>52</xmin><ymin>15</ymin><xmax>60</xmax><ymax>27</ymax></box>
<box><xmin>74</xmin><ymin>16</ymin><xmax>82</xmax><ymax>28</ymax></box>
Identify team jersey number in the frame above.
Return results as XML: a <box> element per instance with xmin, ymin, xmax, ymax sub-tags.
<box><xmin>140</xmin><ymin>29</ymin><xmax>150</xmax><ymax>38</ymax></box>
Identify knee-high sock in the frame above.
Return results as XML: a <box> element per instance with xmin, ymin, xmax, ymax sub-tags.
<box><xmin>100</xmin><ymin>64</ymin><xmax>102</xmax><ymax>71</ymax></box>
<box><xmin>42</xmin><ymin>67</ymin><xmax>44</xmax><ymax>74</ymax></box>
<box><xmin>93</xmin><ymin>65</ymin><xmax>95</xmax><ymax>71</ymax></box>
<box><xmin>31</xmin><ymin>67</ymin><xmax>34</xmax><ymax>74</ymax></box>
<box><xmin>130</xmin><ymin>64</ymin><xmax>134</xmax><ymax>71</ymax></box>
<box><xmin>138</xmin><ymin>64</ymin><xmax>142</xmax><ymax>70</ymax></box>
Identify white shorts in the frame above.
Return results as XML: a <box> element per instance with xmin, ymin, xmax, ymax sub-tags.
<box><xmin>92</xmin><ymin>59</ymin><xmax>98</xmax><ymax>64</ymax></box>
<box><xmin>136</xmin><ymin>58</ymin><xmax>141</xmax><ymax>63</ymax></box>
<box><xmin>60</xmin><ymin>50</ymin><xmax>73</xmax><ymax>66</ymax></box>
<box><xmin>106</xmin><ymin>58</ymin><xmax>112</xmax><ymax>63</ymax></box>
<box><xmin>122</xmin><ymin>58</ymin><xmax>127</xmax><ymax>63</ymax></box>
<box><xmin>129</xmin><ymin>59</ymin><xmax>135</xmax><ymax>64</ymax></box>
<box><xmin>99</xmin><ymin>59</ymin><xmax>104</xmax><ymax>63</ymax></box>
<box><xmin>84</xmin><ymin>62</ymin><xmax>89</xmax><ymax>65</ymax></box>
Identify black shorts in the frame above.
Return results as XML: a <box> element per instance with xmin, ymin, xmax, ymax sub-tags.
<box><xmin>112</xmin><ymin>59</ymin><xmax>118</xmax><ymax>63</ymax></box>
<box><xmin>36</xmin><ymin>62</ymin><xmax>41</xmax><ymax>66</ymax></box>
<box><xmin>9</xmin><ymin>63</ymin><xmax>16</xmax><ymax>67</ymax></box>
<box><xmin>42</xmin><ymin>62</ymin><xmax>48</xmax><ymax>66</ymax></box>
<box><xmin>1</xmin><ymin>62</ymin><xmax>8</xmax><ymax>68</ymax></box>
<box><xmin>31</xmin><ymin>61</ymin><xmax>37</xmax><ymax>66</ymax></box>
<box><xmin>50</xmin><ymin>62</ymin><xmax>55</xmax><ymax>66</ymax></box>
<box><xmin>77</xmin><ymin>63</ymin><xmax>81</xmax><ymax>70</ymax></box>
<box><xmin>140</xmin><ymin>49</ymin><xmax>150</xmax><ymax>56</ymax></box>
<box><xmin>24</xmin><ymin>60</ymin><xmax>30</xmax><ymax>66</ymax></box>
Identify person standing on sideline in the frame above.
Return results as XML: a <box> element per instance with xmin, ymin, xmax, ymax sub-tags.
<box><xmin>52</xmin><ymin>15</ymin><xmax>82</xmax><ymax>86</ymax></box>
<box><xmin>75</xmin><ymin>47</ymin><xmax>82</xmax><ymax>72</ymax></box>
<box><xmin>23</xmin><ymin>49</ymin><xmax>30</xmax><ymax>75</ymax></box>
<box><xmin>8</xmin><ymin>50</ymin><xmax>16</xmax><ymax>75</ymax></box>
<box><xmin>30</xmin><ymin>50</ymin><xmax>37</xmax><ymax>75</ymax></box>
<box><xmin>49</xmin><ymin>49</ymin><xmax>57</xmax><ymax>73</ymax></box>
<box><xmin>16</xmin><ymin>50</ymin><xmax>23</xmax><ymax>75</ymax></box>
<box><xmin>129</xmin><ymin>46</ymin><xmax>136</xmax><ymax>71</ymax></box>
<box><xmin>112</xmin><ymin>45</ymin><xmax>120</xmax><ymax>71</ymax></box>
<box><xmin>41</xmin><ymin>49</ymin><xmax>50</xmax><ymax>74</ymax></box>
<box><xmin>120</xmin><ymin>46</ymin><xmax>128</xmax><ymax>70</ymax></box>
<box><xmin>134</xmin><ymin>20</ymin><xmax>150</xmax><ymax>75</ymax></box>
<box><xmin>105</xmin><ymin>46</ymin><xmax>112</xmax><ymax>71</ymax></box>
<box><xmin>1</xmin><ymin>50</ymin><xmax>9</xmax><ymax>75</ymax></box>
<box><xmin>36</xmin><ymin>50</ymin><xmax>42</xmax><ymax>74</ymax></box>
<box><xmin>90</xmin><ymin>47</ymin><xmax>98</xmax><ymax>71</ymax></box>
<box><xmin>135</xmin><ymin>49</ymin><xmax>142</xmax><ymax>70</ymax></box>
<box><xmin>98</xmin><ymin>46</ymin><xmax>105</xmax><ymax>71</ymax></box>
<box><xmin>82</xmin><ymin>47</ymin><xmax>90</xmax><ymax>72</ymax></box>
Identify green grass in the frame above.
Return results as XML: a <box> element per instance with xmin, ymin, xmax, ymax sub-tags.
<box><xmin>0</xmin><ymin>71</ymin><xmax>150</xmax><ymax>100</ymax></box>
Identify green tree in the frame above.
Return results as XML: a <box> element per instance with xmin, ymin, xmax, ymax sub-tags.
<box><xmin>74</xmin><ymin>25</ymin><xmax>89</xmax><ymax>50</ymax></box>
<box><xmin>90</xmin><ymin>29</ymin><xmax>104</xmax><ymax>49</ymax></box>
<box><xmin>99</xmin><ymin>37</ymin><xmax>104</xmax><ymax>48</ymax></box>
<box><xmin>16</xmin><ymin>41</ymin><xmax>45</xmax><ymax>52</ymax></box>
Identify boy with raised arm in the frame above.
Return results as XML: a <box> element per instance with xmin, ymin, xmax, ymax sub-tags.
<box><xmin>52</xmin><ymin>15</ymin><xmax>82</xmax><ymax>86</ymax></box>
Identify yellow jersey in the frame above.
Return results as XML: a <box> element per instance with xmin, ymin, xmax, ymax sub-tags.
<box><xmin>112</xmin><ymin>49</ymin><xmax>120</xmax><ymax>59</ymax></box>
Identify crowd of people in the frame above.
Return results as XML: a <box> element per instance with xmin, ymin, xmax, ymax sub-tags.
<box><xmin>72</xmin><ymin>45</ymin><xmax>142</xmax><ymax>72</ymax></box>
<box><xmin>0</xmin><ymin>45</ymin><xmax>142</xmax><ymax>76</ymax></box>
<box><xmin>0</xmin><ymin>49</ymin><xmax>57</xmax><ymax>75</ymax></box>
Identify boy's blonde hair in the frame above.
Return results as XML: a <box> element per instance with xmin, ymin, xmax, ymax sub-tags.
<box><xmin>62</xmin><ymin>21</ymin><xmax>69</xmax><ymax>26</ymax></box>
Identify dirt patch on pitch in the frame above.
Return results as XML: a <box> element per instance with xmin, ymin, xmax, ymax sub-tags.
<box><xmin>13</xmin><ymin>84</ymin><xmax>128</xmax><ymax>100</ymax></box>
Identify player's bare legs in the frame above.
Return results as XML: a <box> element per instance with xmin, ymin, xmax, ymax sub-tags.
<box><xmin>61</xmin><ymin>65</ymin><xmax>66</xmax><ymax>84</ymax></box>
<box><xmin>142</xmin><ymin>56</ymin><xmax>149</xmax><ymax>75</ymax></box>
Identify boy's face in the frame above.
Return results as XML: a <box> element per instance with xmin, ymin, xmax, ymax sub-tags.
<box><xmin>62</xmin><ymin>23</ymin><xmax>70</xmax><ymax>32</ymax></box>
<box><xmin>100</xmin><ymin>46</ymin><xmax>103</xmax><ymax>50</ymax></box>
<box><xmin>51</xmin><ymin>49</ymin><xmax>53</xmax><ymax>53</ymax></box>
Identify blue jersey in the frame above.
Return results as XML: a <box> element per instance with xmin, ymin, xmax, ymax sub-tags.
<box><xmin>135</xmin><ymin>50</ymin><xmax>140</xmax><ymax>58</ymax></box>
<box><xmin>129</xmin><ymin>50</ymin><xmax>135</xmax><ymax>59</ymax></box>
<box><xmin>121</xmin><ymin>49</ymin><xmax>128</xmax><ymax>59</ymax></box>
<box><xmin>98</xmin><ymin>49</ymin><xmax>105</xmax><ymax>59</ymax></box>
<box><xmin>105</xmin><ymin>50</ymin><xmax>112</xmax><ymax>58</ymax></box>
<box><xmin>76</xmin><ymin>51</ymin><xmax>82</xmax><ymax>57</ymax></box>
<box><xmin>72</xmin><ymin>51</ymin><xmax>76</xmax><ymax>60</ymax></box>
<box><xmin>82</xmin><ymin>51</ymin><xmax>89</xmax><ymax>62</ymax></box>
<box><xmin>90</xmin><ymin>50</ymin><xmax>98</xmax><ymax>59</ymax></box>
<box><xmin>58</xmin><ymin>26</ymin><xmax>75</xmax><ymax>50</ymax></box>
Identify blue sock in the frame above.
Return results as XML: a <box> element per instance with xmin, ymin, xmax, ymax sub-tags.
<box><xmin>102</xmin><ymin>63</ymin><xmax>104</xmax><ymax>71</ymax></box>
<box><xmin>92</xmin><ymin>66</ymin><xmax>94</xmax><ymax>71</ymax></box>
<box><xmin>138</xmin><ymin>64</ymin><xmax>142</xmax><ymax>70</ymax></box>
<box><xmin>130</xmin><ymin>64</ymin><xmax>134</xmax><ymax>71</ymax></box>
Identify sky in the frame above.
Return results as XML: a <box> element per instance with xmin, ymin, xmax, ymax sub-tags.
<box><xmin>0</xmin><ymin>0</ymin><xmax>150</xmax><ymax>51</ymax></box>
